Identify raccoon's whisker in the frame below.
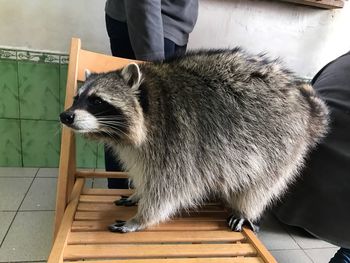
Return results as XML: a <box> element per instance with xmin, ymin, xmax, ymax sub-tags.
<box><xmin>103</xmin><ymin>125</ymin><xmax>130</xmax><ymax>139</ymax></box>
<box><xmin>103</xmin><ymin>128</ymin><xmax>129</xmax><ymax>142</ymax></box>
<box><xmin>96</xmin><ymin>116</ymin><xmax>125</xmax><ymax>119</ymax></box>
<box><xmin>54</xmin><ymin>123</ymin><xmax>63</xmax><ymax>137</ymax></box>
<box><xmin>96</xmin><ymin>114</ymin><xmax>123</xmax><ymax>117</ymax></box>
<box><xmin>100</xmin><ymin>124</ymin><xmax>129</xmax><ymax>130</ymax></box>
<box><xmin>97</xmin><ymin>119</ymin><xmax>128</xmax><ymax>125</ymax></box>
<box><xmin>100</xmin><ymin>123</ymin><xmax>133</xmax><ymax>141</ymax></box>
<box><xmin>96</xmin><ymin>116</ymin><xmax>126</xmax><ymax>121</ymax></box>
<box><xmin>98</xmin><ymin>119</ymin><xmax>126</xmax><ymax>124</ymax></box>
<box><xmin>97</xmin><ymin>118</ymin><xmax>127</xmax><ymax>123</ymax></box>
<box><xmin>102</xmin><ymin>130</ymin><xmax>119</xmax><ymax>142</ymax></box>
<box><xmin>94</xmin><ymin>110</ymin><xmax>115</xmax><ymax>116</ymax></box>
<box><xmin>98</xmin><ymin>120</ymin><xmax>129</xmax><ymax>129</ymax></box>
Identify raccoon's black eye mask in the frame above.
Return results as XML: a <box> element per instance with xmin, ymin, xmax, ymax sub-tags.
<box><xmin>85</xmin><ymin>95</ymin><xmax>117</xmax><ymax>116</ymax></box>
<box><xmin>72</xmin><ymin>93</ymin><xmax>112</xmax><ymax>114</ymax></box>
<box><xmin>87</xmin><ymin>95</ymin><xmax>106</xmax><ymax>107</ymax></box>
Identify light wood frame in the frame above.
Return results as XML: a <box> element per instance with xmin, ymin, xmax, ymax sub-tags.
<box><xmin>48</xmin><ymin>38</ymin><xmax>277</xmax><ymax>263</ymax></box>
<box><xmin>281</xmin><ymin>0</ymin><xmax>344</xmax><ymax>8</ymax></box>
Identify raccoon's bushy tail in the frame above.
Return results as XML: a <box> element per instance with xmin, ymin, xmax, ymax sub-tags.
<box><xmin>298</xmin><ymin>83</ymin><xmax>329</xmax><ymax>144</ymax></box>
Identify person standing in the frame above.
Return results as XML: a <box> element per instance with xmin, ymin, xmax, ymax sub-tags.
<box><xmin>104</xmin><ymin>0</ymin><xmax>199</xmax><ymax>189</ymax></box>
<box><xmin>274</xmin><ymin>51</ymin><xmax>350</xmax><ymax>263</ymax></box>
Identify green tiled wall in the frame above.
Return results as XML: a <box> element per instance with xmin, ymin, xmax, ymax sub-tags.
<box><xmin>0</xmin><ymin>48</ymin><xmax>105</xmax><ymax>168</ymax></box>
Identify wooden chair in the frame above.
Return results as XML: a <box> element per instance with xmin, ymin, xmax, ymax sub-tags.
<box><xmin>48</xmin><ymin>38</ymin><xmax>277</xmax><ymax>263</ymax></box>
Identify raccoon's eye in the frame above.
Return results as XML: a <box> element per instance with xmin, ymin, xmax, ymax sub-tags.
<box><xmin>88</xmin><ymin>96</ymin><xmax>104</xmax><ymax>106</ymax></box>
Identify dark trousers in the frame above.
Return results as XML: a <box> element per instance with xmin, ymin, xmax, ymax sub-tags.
<box><xmin>105</xmin><ymin>14</ymin><xmax>187</xmax><ymax>189</ymax></box>
<box><xmin>329</xmin><ymin>248</ymin><xmax>350</xmax><ymax>263</ymax></box>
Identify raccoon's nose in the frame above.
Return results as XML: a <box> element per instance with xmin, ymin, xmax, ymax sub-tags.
<box><xmin>60</xmin><ymin>111</ymin><xmax>75</xmax><ymax>125</ymax></box>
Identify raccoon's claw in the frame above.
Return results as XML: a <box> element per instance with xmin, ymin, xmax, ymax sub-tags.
<box><xmin>114</xmin><ymin>197</ymin><xmax>137</xmax><ymax>206</ymax></box>
<box><xmin>108</xmin><ymin>219</ymin><xmax>141</xmax><ymax>233</ymax></box>
<box><xmin>108</xmin><ymin>221</ymin><xmax>129</xmax><ymax>233</ymax></box>
<box><xmin>227</xmin><ymin>215</ymin><xmax>259</xmax><ymax>232</ymax></box>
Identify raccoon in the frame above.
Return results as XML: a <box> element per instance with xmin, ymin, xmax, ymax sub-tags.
<box><xmin>60</xmin><ymin>48</ymin><xmax>329</xmax><ymax>233</ymax></box>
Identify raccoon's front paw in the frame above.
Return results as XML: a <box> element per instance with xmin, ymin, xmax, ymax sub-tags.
<box><xmin>227</xmin><ymin>214</ymin><xmax>260</xmax><ymax>232</ymax></box>
<box><xmin>114</xmin><ymin>196</ymin><xmax>137</xmax><ymax>206</ymax></box>
<box><xmin>108</xmin><ymin>219</ymin><xmax>141</xmax><ymax>233</ymax></box>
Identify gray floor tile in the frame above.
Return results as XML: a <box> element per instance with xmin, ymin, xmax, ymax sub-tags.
<box><xmin>36</xmin><ymin>167</ymin><xmax>58</xmax><ymax>177</ymax></box>
<box><xmin>286</xmin><ymin>226</ymin><xmax>337</xmax><ymax>249</ymax></box>
<box><xmin>0</xmin><ymin>212</ymin><xmax>16</xmax><ymax>243</ymax></box>
<box><xmin>304</xmin><ymin>248</ymin><xmax>339</xmax><ymax>263</ymax></box>
<box><xmin>0</xmin><ymin>178</ymin><xmax>33</xmax><ymax>211</ymax></box>
<box><xmin>93</xmin><ymin>178</ymin><xmax>108</xmax><ymax>188</ymax></box>
<box><xmin>0</xmin><ymin>211</ymin><xmax>54</xmax><ymax>262</ymax></box>
<box><xmin>20</xmin><ymin>178</ymin><xmax>57</xmax><ymax>211</ymax></box>
<box><xmin>0</xmin><ymin>167</ymin><xmax>38</xmax><ymax>177</ymax></box>
<box><xmin>258</xmin><ymin>214</ymin><xmax>299</xmax><ymax>250</ymax></box>
<box><xmin>271</xmin><ymin>249</ymin><xmax>313</xmax><ymax>263</ymax></box>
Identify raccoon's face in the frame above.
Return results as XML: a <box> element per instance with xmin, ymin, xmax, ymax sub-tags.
<box><xmin>60</xmin><ymin>63</ymin><xmax>147</xmax><ymax>146</ymax></box>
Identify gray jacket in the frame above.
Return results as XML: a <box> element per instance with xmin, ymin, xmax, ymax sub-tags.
<box><xmin>105</xmin><ymin>0</ymin><xmax>198</xmax><ymax>61</ymax></box>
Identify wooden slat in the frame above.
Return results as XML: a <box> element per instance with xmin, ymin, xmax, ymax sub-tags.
<box><xmin>78</xmin><ymin>203</ymin><xmax>133</xmax><ymax>212</ymax></box>
<box><xmin>82</xmin><ymin>188</ymin><xmax>134</xmax><ymax>196</ymax></box>
<box><xmin>79</xmin><ymin>195</ymin><xmax>121</xmax><ymax>203</ymax></box>
<box><xmin>74</xmin><ymin>211</ymin><xmax>227</xmax><ymax>221</ymax></box>
<box><xmin>48</xmin><ymin>178</ymin><xmax>85</xmax><ymax>263</ymax></box>
<box><xmin>53</xmin><ymin>38</ymin><xmax>81</xmax><ymax>239</ymax></box>
<box><xmin>281</xmin><ymin>0</ymin><xmax>344</xmax><ymax>8</ymax></box>
<box><xmin>75</xmin><ymin>210</ymin><xmax>135</xmax><ymax>221</ymax></box>
<box><xmin>77</xmin><ymin>49</ymin><xmax>143</xmax><ymax>81</ymax></box>
<box><xmin>72</xmin><ymin>220</ymin><xmax>229</xmax><ymax>232</ymax></box>
<box><xmin>64</xmin><ymin>243</ymin><xmax>257</xmax><ymax>260</ymax></box>
<box><xmin>77</xmin><ymin>202</ymin><xmax>224</xmax><ymax>212</ymax></box>
<box><xmin>76</xmin><ymin>202</ymin><xmax>115</xmax><ymax>212</ymax></box>
<box><xmin>66</xmin><ymin>257</ymin><xmax>264</xmax><ymax>263</ymax></box>
<box><xmin>243</xmin><ymin>227</ymin><xmax>278</xmax><ymax>263</ymax></box>
<box><xmin>68</xmin><ymin>230</ymin><xmax>245</xmax><ymax>245</ymax></box>
<box><xmin>76</xmin><ymin>170</ymin><xmax>129</xmax><ymax>179</ymax></box>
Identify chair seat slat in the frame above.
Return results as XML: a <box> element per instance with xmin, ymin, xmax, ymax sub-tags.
<box><xmin>65</xmin><ymin>257</ymin><xmax>264</xmax><ymax>263</ymax></box>
<box><xmin>74</xmin><ymin>211</ymin><xmax>228</xmax><ymax>221</ymax></box>
<box><xmin>68</xmin><ymin>230</ymin><xmax>246</xmax><ymax>244</ymax></box>
<box><xmin>71</xmin><ymin>220</ymin><xmax>229</xmax><ymax>232</ymax></box>
<box><xmin>64</xmin><ymin>243</ymin><xmax>257</xmax><ymax>260</ymax></box>
<box><xmin>82</xmin><ymin>188</ymin><xmax>134</xmax><ymax>196</ymax></box>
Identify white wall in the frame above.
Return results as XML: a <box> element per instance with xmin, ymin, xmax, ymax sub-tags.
<box><xmin>1</xmin><ymin>0</ymin><xmax>349</xmax><ymax>78</ymax></box>
<box><xmin>0</xmin><ymin>0</ymin><xmax>109</xmax><ymax>55</ymax></box>
<box><xmin>190</xmin><ymin>0</ymin><xmax>350</xmax><ymax>78</ymax></box>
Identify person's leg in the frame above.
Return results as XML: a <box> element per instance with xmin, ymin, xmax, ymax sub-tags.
<box><xmin>164</xmin><ymin>38</ymin><xmax>187</xmax><ymax>59</ymax></box>
<box><xmin>105</xmin><ymin>14</ymin><xmax>135</xmax><ymax>59</ymax></box>
<box><xmin>104</xmin><ymin>14</ymin><xmax>135</xmax><ymax>189</ymax></box>
<box><xmin>329</xmin><ymin>248</ymin><xmax>350</xmax><ymax>263</ymax></box>
<box><xmin>174</xmin><ymin>43</ymin><xmax>187</xmax><ymax>57</ymax></box>
<box><xmin>104</xmin><ymin>147</ymin><xmax>129</xmax><ymax>189</ymax></box>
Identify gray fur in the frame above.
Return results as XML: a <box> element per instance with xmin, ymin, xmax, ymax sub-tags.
<box><xmin>61</xmin><ymin>48</ymin><xmax>329</xmax><ymax>233</ymax></box>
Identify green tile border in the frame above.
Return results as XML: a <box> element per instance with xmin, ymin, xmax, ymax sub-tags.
<box><xmin>0</xmin><ymin>47</ymin><xmax>68</xmax><ymax>64</ymax></box>
<box><xmin>0</xmin><ymin>49</ymin><xmax>16</xmax><ymax>60</ymax></box>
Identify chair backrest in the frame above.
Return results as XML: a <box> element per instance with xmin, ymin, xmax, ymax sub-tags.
<box><xmin>54</xmin><ymin>38</ymin><xmax>139</xmax><ymax>237</ymax></box>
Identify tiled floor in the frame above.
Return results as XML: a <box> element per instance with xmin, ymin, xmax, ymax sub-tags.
<box><xmin>0</xmin><ymin>167</ymin><xmax>338</xmax><ymax>263</ymax></box>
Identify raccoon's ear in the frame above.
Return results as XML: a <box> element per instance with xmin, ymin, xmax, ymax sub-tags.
<box><xmin>85</xmin><ymin>69</ymin><xmax>92</xmax><ymax>80</ymax></box>
<box><xmin>121</xmin><ymin>63</ymin><xmax>142</xmax><ymax>89</ymax></box>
